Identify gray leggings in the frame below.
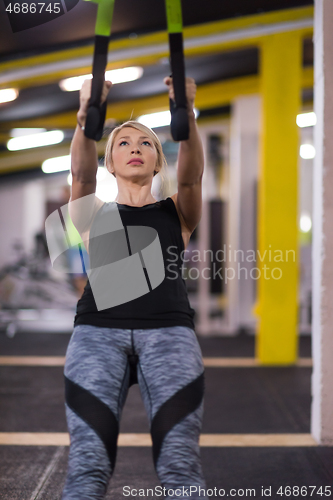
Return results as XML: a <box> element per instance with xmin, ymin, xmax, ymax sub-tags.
<box><xmin>62</xmin><ymin>324</ymin><xmax>207</xmax><ymax>500</ymax></box>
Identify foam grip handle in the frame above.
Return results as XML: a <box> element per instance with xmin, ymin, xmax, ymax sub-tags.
<box><xmin>170</xmin><ymin>103</ymin><xmax>189</xmax><ymax>142</ymax></box>
<box><xmin>84</xmin><ymin>106</ymin><xmax>100</xmax><ymax>140</ymax></box>
<box><xmin>168</xmin><ymin>31</ymin><xmax>189</xmax><ymax>141</ymax></box>
<box><xmin>84</xmin><ymin>101</ymin><xmax>107</xmax><ymax>141</ymax></box>
<box><xmin>84</xmin><ymin>35</ymin><xmax>109</xmax><ymax>141</ymax></box>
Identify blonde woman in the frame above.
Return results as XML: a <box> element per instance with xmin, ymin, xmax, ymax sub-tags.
<box><xmin>62</xmin><ymin>76</ymin><xmax>207</xmax><ymax>500</ymax></box>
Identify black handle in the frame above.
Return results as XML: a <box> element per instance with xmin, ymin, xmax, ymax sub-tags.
<box><xmin>84</xmin><ymin>35</ymin><xmax>109</xmax><ymax>142</ymax></box>
<box><xmin>168</xmin><ymin>32</ymin><xmax>189</xmax><ymax>142</ymax></box>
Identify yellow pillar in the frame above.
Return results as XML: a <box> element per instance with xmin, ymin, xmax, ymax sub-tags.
<box><xmin>256</xmin><ymin>32</ymin><xmax>302</xmax><ymax>364</ymax></box>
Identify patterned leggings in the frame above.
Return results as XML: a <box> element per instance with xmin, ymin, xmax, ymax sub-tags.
<box><xmin>62</xmin><ymin>324</ymin><xmax>207</xmax><ymax>500</ymax></box>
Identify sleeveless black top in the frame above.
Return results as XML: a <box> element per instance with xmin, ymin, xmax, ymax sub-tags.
<box><xmin>73</xmin><ymin>197</ymin><xmax>195</xmax><ymax>330</ymax></box>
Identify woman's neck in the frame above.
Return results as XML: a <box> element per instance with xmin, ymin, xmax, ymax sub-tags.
<box><xmin>115</xmin><ymin>193</ymin><xmax>157</xmax><ymax>207</ymax></box>
<box><xmin>114</xmin><ymin>180</ymin><xmax>157</xmax><ymax>207</ymax></box>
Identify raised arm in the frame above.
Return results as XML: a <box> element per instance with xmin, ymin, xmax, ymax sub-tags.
<box><xmin>68</xmin><ymin>80</ymin><xmax>111</xmax><ymax>237</ymax></box>
<box><xmin>164</xmin><ymin>77</ymin><xmax>204</xmax><ymax>233</ymax></box>
<box><xmin>71</xmin><ymin>79</ymin><xmax>112</xmax><ymax>201</ymax></box>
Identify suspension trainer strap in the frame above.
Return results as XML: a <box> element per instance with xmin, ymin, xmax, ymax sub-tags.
<box><xmin>165</xmin><ymin>0</ymin><xmax>189</xmax><ymax>141</ymax></box>
<box><xmin>83</xmin><ymin>0</ymin><xmax>115</xmax><ymax>141</ymax></box>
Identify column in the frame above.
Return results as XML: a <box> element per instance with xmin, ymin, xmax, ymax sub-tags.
<box><xmin>229</xmin><ymin>95</ymin><xmax>261</xmax><ymax>333</ymax></box>
<box><xmin>312</xmin><ymin>0</ymin><xmax>333</xmax><ymax>445</ymax></box>
<box><xmin>256</xmin><ymin>31</ymin><xmax>302</xmax><ymax>363</ymax></box>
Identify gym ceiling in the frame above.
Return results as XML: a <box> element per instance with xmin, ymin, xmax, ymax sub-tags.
<box><xmin>0</xmin><ymin>0</ymin><xmax>313</xmax><ymax>176</ymax></box>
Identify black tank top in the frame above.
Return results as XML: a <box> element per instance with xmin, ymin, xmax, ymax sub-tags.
<box><xmin>73</xmin><ymin>197</ymin><xmax>195</xmax><ymax>330</ymax></box>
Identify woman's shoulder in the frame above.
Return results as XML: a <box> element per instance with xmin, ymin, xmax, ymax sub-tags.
<box><xmin>69</xmin><ymin>194</ymin><xmax>105</xmax><ymax>232</ymax></box>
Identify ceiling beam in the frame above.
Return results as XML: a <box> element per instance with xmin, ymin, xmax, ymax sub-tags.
<box><xmin>0</xmin><ymin>142</ymin><xmax>107</xmax><ymax>175</ymax></box>
<box><xmin>0</xmin><ymin>66</ymin><xmax>314</xmax><ymax>175</ymax></box>
<box><xmin>0</xmin><ymin>67</ymin><xmax>314</xmax><ymax>132</ymax></box>
<box><xmin>0</xmin><ymin>7</ymin><xmax>313</xmax><ymax>89</ymax></box>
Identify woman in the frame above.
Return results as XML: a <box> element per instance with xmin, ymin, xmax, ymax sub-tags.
<box><xmin>62</xmin><ymin>75</ymin><xmax>207</xmax><ymax>500</ymax></box>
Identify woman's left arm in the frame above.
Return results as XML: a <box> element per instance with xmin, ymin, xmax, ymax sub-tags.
<box><xmin>164</xmin><ymin>77</ymin><xmax>204</xmax><ymax>233</ymax></box>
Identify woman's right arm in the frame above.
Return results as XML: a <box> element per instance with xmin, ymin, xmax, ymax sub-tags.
<box><xmin>69</xmin><ymin>79</ymin><xmax>112</xmax><ymax>235</ymax></box>
<box><xmin>71</xmin><ymin>79</ymin><xmax>112</xmax><ymax>201</ymax></box>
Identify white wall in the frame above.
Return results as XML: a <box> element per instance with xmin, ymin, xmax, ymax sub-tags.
<box><xmin>195</xmin><ymin>119</ymin><xmax>233</xmax><ymax>335</ymax></box>
<box><xmin>312</xmin><ymin>0</ymin><xmax>333</xmax><ymax>445</ymax></box>
<box><xmin>229</xmin><ymin>95</ymin><xmax>261</xmax><ymax>332</ymax></box>
<box><xmin>0</xmin><ymin>179</ymin><xmax>45</xmax><ymax>267</ymax></box>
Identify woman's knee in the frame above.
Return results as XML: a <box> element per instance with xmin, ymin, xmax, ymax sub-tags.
<box><xmin>153</xmin><ymin>412</ymin><xmax>207</xmax><ymax>499</ymax></box>
<box><xmin>62</xmin><ymin>409</ymin><xmax>114</xmax><ymax>500</ymax></box>
<box><xmin>151</xmin><ymin>381</ymin><xmax>204</xmax><ymax>467</ymax></box>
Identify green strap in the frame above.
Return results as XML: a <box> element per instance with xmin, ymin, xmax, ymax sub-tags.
<box><xmin>65</xmin><ymin>211</ymin><xmax>83</xmax><ymax>247</ymax></box>
<box><xmin>165</xmin><ymin>0</ymin><xmax>183</xmax><ymax>33</ymax></box>
<box><xmin>84</xmin><ymin>0</ymin><xmax>115</xmax><ymax>37</ymax></box>
<box><xmin>164</xmin><ymin>0</ymin><xmax>189</xmax><ymax>141</ymax></box>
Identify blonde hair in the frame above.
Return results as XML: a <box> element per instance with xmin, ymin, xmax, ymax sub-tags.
<box><xmin>104</xmin><ymin>121</ymin><xmax>168</xmax><ymax>187</ymax></box>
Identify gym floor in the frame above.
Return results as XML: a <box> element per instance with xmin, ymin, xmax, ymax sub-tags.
<box><xmin>0</xmin><ymin>331</ymin><xmax>332</xmax><ymax>500</ymax></box>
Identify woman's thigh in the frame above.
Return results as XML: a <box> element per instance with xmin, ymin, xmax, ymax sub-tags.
<box><xmin>64</xmin><ymin>324</ymin><xmax>133</xmax><ymax>421</ymax></box>
<box><xmin>134</xmin><ymin>326</ymin><xmax>206</xmax><ymax>496</ymax></box>
<box><xmin>62</xmin><ymin>325</ymin><xmax>135</xmax><ymax>498</ymax></box>
<box><xmin>134</xmin><ymin>326</ymin><xmax>205</xmax><ymax>420</ymax></box>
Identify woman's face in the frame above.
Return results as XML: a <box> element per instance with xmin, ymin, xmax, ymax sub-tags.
<box><xmin>111</xmin><ymin>127</ymin><xmax>158</xmax><ymax>180</ymax></box>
